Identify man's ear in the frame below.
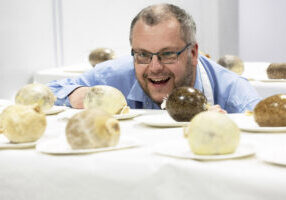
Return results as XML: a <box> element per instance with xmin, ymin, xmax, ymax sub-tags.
<box><xmin>190</xmin><ymin>43</ymin><xmax>199</xmax><ymax>66</ymax></box>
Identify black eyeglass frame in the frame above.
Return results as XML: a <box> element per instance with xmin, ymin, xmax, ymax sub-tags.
<box><xmin>131</xmin><ymin>43</ymin><xmax>192</xmax><ymax>64</ymax></box>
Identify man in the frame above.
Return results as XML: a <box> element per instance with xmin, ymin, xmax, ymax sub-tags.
<box><xmin>47</xmin><ymin>3</ymin><xmax>261</xmax><ymax>113</ymax></box>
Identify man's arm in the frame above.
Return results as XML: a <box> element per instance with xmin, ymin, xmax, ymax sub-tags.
<box><xmin>47</xmin><ymin>77</ymin><xmax>92</xmax><ymax>107</ymax></box>
<box><xmin>46</xmin><ymin>68</ymin><xmax>97</xmax><ymax>107</ymax></box>
<box><xmin>225</xmin><ymin>78</ymin><xmax>262</xmax><ymax>113</ymax></box>
<box><xmin>68</xmin><ymin>87</ymin><xmax>90</xmax><ymax>109</ymax></box>
<box><xmin>208</xmin><ymin>104</ymin><xmax>227</xmax><ymax>114</ymax></box>
<box><xmin>199</xmin><ymin>55</ymin><xmax>262</xmax><ymax>113</ymax></box>
<box><xmin>47</xmin><ymin>55</ymin><xmax>134</xmax><ymax>108</ymax></box>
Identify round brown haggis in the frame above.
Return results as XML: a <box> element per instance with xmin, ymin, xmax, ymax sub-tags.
<box><xmin>267</xmin><ymin>63</ymin><xmax>286</xmax><ymax>79</ymax></box>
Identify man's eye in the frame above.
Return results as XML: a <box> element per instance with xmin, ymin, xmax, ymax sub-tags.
<box><xmin>161</xmin><ymin>52</ymin><xmax>176</xmax><ymax>58</ymax></box>
<box><xmin>138</xmin><ymin>52</ymin><xmax>150</xmax><ymax>57</ymax></box>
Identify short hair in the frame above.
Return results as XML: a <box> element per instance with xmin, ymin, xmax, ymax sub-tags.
<box><xmin>129</xmin><ymin>4</ymin><xmax>197</xmax><ymax>45</ymax></box>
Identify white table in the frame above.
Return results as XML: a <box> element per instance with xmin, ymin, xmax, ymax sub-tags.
<box><xmin>242</xmin><ymin>62</ymin><xmax>286</xmax><ymax>98</ymax></box>
<box><xmin>1</xmin><ymin>108</ymin><xmax>286</xmax><ymax>200</ymax></box>
<box><xmin>249</xmin><ymin>80</ymin><xmax>286</xmax><ymax>98</ymax></box>
<box><xmin>33</xmin><ymin>65</ymin><xmax>92</xmax><ymax>84</ymax></box>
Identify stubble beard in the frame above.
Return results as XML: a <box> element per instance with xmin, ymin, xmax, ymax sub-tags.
<box><xmin>174</xmin><ymin>58</ymin><xmax>195</xmax><ymax>88</ymax></box>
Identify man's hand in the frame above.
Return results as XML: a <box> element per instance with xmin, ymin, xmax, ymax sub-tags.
<box><xmin>68</xmin><ymin>87</ymin><xmax>90</xmax><ymax>109</ymax></box>
<box><xmin>208</xmin><ymin>104</ymin><xmax>227</xmax><ymax>114</ymax></box>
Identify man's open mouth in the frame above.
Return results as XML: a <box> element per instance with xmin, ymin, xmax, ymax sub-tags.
<box><xmin>148</xmin><ymin>77</ymin><xmax>170</xmax><ymax>84</ymax></box>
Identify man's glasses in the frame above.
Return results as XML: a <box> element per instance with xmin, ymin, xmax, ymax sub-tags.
<box><xmin>131</xmin><ymin>43</ymin><xmax>192</xmax><ymax>64</ymax></box>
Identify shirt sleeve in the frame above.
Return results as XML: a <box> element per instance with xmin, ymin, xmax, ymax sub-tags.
<box><xmin>224</xmin><ymin>77</ymin><xmax>262</xmax><ymax>113</ymax></box>
<box><xmin>199</xmin><ymin>55</ymin><xmax>262</xmax><ymax>113</ymax></box>
<box><xmin>46</xmin><ymin>69</ymin><xmax>97</xmax><ymax>107</ymax></box>
<box><xmin>46</xmin><ymin>55</ymin><xmax>135</xmax><ymax>107</ymax></box>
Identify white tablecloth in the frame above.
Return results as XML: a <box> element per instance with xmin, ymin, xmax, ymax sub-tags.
<box><xmin>242</xmin><ymin>62</ymin><xmax>286</xmax><ymax>98</ymax></box>
<box><xmin>1</xmin><ymin>108</ymin><xmax>286</xmax><ymax>200</ymax></box>
<box><xmin>33</xmin><ymin>65</ymin><xmax>92</xmax><ymax>84</ymax></box>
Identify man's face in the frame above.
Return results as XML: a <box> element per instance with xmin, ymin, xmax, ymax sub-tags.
<box><xmin>131</xmin><ymin>18</ymin><xmax>198</xmax><ymax>104</ymax></box>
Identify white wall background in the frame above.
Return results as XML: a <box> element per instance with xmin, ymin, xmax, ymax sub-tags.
<box><xmin>239</xmin><ymin>0</ymin><xmax>286</xmax><ymax>62</ymax></box>
<box><xmin>0</xmin><ymin>0</ymin><xmax>285</xmax><ymax>99</ymax></box>
<box><xmin>60</xmin><ymin>0</ymin><xmax>225</xmax><ymax>65</ymax></box>
<box><xmin>0</xmin><ymin>0</ymin><xmax>55</xmax><ymax>99</ymax></box>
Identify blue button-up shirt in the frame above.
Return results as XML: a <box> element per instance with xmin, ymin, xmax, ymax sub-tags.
<box><xmin>47</xmin><ymin>55</ymin><xmax>261</xmax><ymax>113</ymax></box>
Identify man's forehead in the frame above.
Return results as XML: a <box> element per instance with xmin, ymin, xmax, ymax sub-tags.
<box><xmin>135</xmin><ymin>17</ymin><xmax>178</xmax><ymax>28</ymax></box>
<box><xmin>131</xmin><ymin>18</ymin><xmax>183</xmax><ymax>50</ymax></box>
<box><xmin>132</xmin><ymin>18</ymin><xmax>180</xmax><ymax>39</ymax></box>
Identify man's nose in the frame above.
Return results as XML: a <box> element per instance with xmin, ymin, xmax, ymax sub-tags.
<box><xmin>149</xmin><ymin>55</ymin><xmax>164</xmax><ymax>72</ymax></box>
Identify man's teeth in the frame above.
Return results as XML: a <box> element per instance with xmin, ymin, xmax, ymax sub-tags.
<box><xmin>150</xmin><ymin>78</ymin><xmax>168</xmax><ymax>83</ymax></box>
